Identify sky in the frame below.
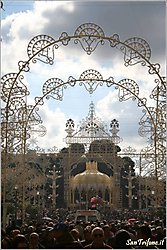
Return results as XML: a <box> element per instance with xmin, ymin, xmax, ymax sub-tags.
<box><xmin>1</xmin><ymin>0</ymin><xmax>166</xmax><ymax>155</ymax></box>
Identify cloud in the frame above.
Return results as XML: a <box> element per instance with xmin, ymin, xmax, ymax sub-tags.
<box><xmin>2</xmin><ymin>1</ymin><xmax>165</xmax><ymax>73</ymax></box>
<box><xmin>28</xmin><ymin>103</ymin><xmax>67</xmax><ymax>150</ymax></box>
<box><xmin>1</xmin><ymin>1</ymin><xmax>165</xmax><ymax>153</ymax></box>
<box><xmin>96</xmin><ymin>89</ymin><xmax>149</xmax><ymax>151</ymax></box>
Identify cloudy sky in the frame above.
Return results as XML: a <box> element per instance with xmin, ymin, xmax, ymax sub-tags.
<box><xmin>1</xmin><ymin>0</ymin><xmax>166</xmax><ymax>153</ymax></box>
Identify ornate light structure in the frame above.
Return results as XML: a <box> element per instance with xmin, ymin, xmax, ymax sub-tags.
<box><xmin>64</xmin><ymin>101</ymin><xmax>122</xmax><ymax>208</ymax></box>
<box><xmin>122</xmin><ymin>166</ymin><xmax>136</xmax><ymax>209</ymax></box>
<box><xmin>47</xmin><ymin>165</ymin><xmax>62</xmax><ymax>209</ymax></box>
<box><xmin>1</xmin><ymin>22</ymin><xmax>166</xmax><ymax>226</ymax></box>
<box><xmin>120</xmin><ymin>146</ymin><xmax>166</xmax><ymax>209</ymax></box>
<box><xmin>65</xmin><ymin>101</ymin><xmax>122</xmax><ymax>147</ymax></box>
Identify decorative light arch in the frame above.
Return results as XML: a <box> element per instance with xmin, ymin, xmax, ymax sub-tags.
<box><xmin>1</xmin><ymin>23</ymin><xmax>166</xmax><ymax>224</ymax></box>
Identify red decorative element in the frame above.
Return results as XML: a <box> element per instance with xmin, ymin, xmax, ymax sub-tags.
<box><xmin>91</xmin><ymin>196</ymin><xmax>103</xmax><ymax>205</ymax></box>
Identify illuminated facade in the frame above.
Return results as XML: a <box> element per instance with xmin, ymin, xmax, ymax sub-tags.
<box><xmin>59</xmin><ymin>102</ymin><xmax>123</xmax><ymax>209</ymax></box>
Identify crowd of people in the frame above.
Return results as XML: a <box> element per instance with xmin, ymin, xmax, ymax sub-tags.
<box><xmin>1</xmin><ymin>208</ymin><xmax>166</xmax><ymax>249</ymax></box>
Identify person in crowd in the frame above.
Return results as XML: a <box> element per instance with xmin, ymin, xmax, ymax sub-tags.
<box><xmin>150</xmin><ymin>227</ymin><xmax>157</xmax><ymax>240</ymax></box>
<box><xmin>75</xmin><ymin>220</ymin><xmax>84</xmax><ymax>240</ymax></box>
<box><xmin>1</xmin><ymin>228</ymin><xmax>11</xmax><ymax>249</ymax></box>
<box><xmin>28</xmin><ymin>232</ymin><xmax>44</xmax><ymax>249</ymax></box>
<box><xmin>137</xmin><ymin>225</ymin><xmax>152</xmax><ymax>240</ymax></box>
<box><xmin>5</xmin><ymin>220</ymin><xmax>20</xmax><ymax>236</ymax></box>
<box><xmin>102</xmin><ymin>224</ymin><xmax>114</xmax><ymax>247</ymax></box>
<box><xmin>40</xmin><ymin>227</ymin><xmax>55</xmax><ymax>249</ymax></box>
<box><xmin>114</xmin><ymin>229</ymin><xmax>133</xmax><ymax>249</ymax></box>
<box><xmin>136</xmin><ymin>224</ymin><xmax>158</xmax><ymax>249</ymax></box>
<box><xmin>25</xmin><ymin>225</ymin><xmax>35</xmax><ymax>242</ymax></box>
<box><xmin>10</xmin><ymin>229</ymin><xmax>21</xmax><ymax>241</ymax></box>
<box><xmin>84</xmin><ymin>226</ymin><xmax>112</xmax><ymax>248</ymax></box>
<box><xmin>10</xmin><ymin>234</ymin><xmax>29</xmax><ymax>249</ymax></box>
<box><xmin>11</xmin><ymin>228</ymin><xmax>21</xmax><ymax>236</ymax></box>
<box><xmin>70</xmin><ymin>228</ymin><xmax>81</xmax><ymax>242</ymax></box>
<box><xmin>156</xmin><ymin>226</ymin><xmax>164</xmax><ymax>242</ymax></box>
<box><xmin>48</xmin><ymin>222</ymin><xmax>83</xmax><ymax>248</ymax></box>
<box><xmin>155</xmin><ymin>226</ymin><xmax>166</xmax><ymax>249</ymax></box>
<box><xmin>81</xmin><ymin>226</ymin><xmax>93</xmax><ymax>247</ymax></box>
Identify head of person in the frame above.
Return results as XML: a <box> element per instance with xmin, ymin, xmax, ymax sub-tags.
<box><xmin>48</xmin><ymin>221</ymin><xmax>54</xmax><ymax>228</ymax></box>
<box><xmin>11</xmin><ymin>234</ymin><xmax>28</xmax><ymax>249</ymax></box>
<box><xmin>114</xmin><ymin>229</ymin><xmax>132</xmax><ymax>248</ymax></box>
<box><xmin>83</xmin><ymin>226</ymin><xmax>92</xmax><ymax>241</ymax></box>
<box><xmin>49</xmin><ymin>223</ymin><xmax>69</xmax><ymax>240</ymax></box>
<box><xmin>28</xmin><ymin>225</ymin><xmax>35</xmax><ymax>233</ymax></box>
<box><xmin>137</xmin><ymin>225</ymin><xmax>152</xmax><ymax>240</ymax></box>
<box><xmin>156</xmin><ymin>226</ymin><xmax>163</xmax><ymax>235</ymax></box>
<box><xmin>91</xmin><ymin>227</ymin><xmax>105</xmax><ymax>246</ymax></box>
<box><xmin>70</xmin><ymin>228</ymin><xmax>80</xmax><ymax>241</ymax></box>
<box><xmin>29</xmin><ymin>232</ymin><xmax>39</xmax><ymax>246</ymax></box>
<box><xmin>103</xmin><ymin>224</ymin><xmax>111</xmax><ymax>238</ymax></box>
<box><xmin>10</xmin><ymin>229</ymin><xmax>21</xmax><ymax>239</ymax></box>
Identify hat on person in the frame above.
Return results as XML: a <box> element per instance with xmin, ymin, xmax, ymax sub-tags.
<box><xmin>49</xmin><ymin>223</ymin><xmax>68</xmax><ymax>232</ymax></box>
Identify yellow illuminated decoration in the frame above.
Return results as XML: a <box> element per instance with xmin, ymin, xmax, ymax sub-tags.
<box><xmin>72</xmin><ymin>161</ymin><xmax>112</xmax><ymax>189</ymax></box>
